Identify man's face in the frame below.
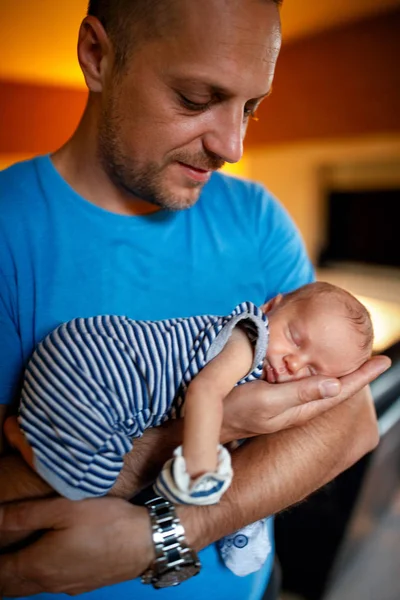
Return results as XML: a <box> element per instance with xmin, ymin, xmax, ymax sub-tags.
<box><xmin>97</xmin><ymin>0</ymin><xmax>281</xmax><ymax>210</ymax></box>
<box><xmin>264</xmin><ymin>297</ymin><xmax>367</xmax><ymax>383</ymax></box>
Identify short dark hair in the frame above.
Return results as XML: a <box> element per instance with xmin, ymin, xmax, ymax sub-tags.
<box><xmin>282</xmin><ymin>281</ymin><xmax>374</xmax><ymax>354</ymax></box>
<box><xmin>87</xmin><ymin>0</ymin><xmax>283</xmax><ymax>71</ymax></box>
<box><xmin>87</xmin><ymin>0</ymin><xmax>175</xmax><ymax>70</ymax></box>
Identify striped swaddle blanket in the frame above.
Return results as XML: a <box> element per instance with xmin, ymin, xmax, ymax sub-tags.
<box><xmin>19</xmin><ymin>301</ymin><xmax>268</xmax><ymax>500</ymax></box>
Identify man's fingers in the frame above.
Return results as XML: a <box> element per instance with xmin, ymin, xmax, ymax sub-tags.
<box><xmin>270</xmin><ymin>376</ymin><xmax>341</xmax><ymax>410</ymax></box>
<box><xmin>301</xmin><ymin>355</ymin><xmax>391</xmax><ymax>405</ymax></box>
<box><xmin>0</xmin><ymin>555</ymin><xmax>43</xmax><ymax>597</ymax></box>
<box><xmin>0</xmin><ymin>498</ymin><xmax>69</xmax><ymax>532</ymax></box>
<box><xmin>4</xmin><ymin>417</ymin><xmax>35</xmax><ymax>468</ymax></box>
<box><xmin>0</xmin><ymin>543</ymin><xmax>48</xmax><ymax>597</ymax></box>
<box><xmin>291</xmin><ymin>355</ymin><xmax>391</xmax><ymax>421</ymax></box>
<box><xmin>277</xmin><ymin>354</ymin><xmax>391</xmax><ymax>410</ymax></box>
<box><xmin>337</xmin><ymin>355</ymin><xmax>391</xmax><ymax>400</ymax></box>
<box><xmin>3</xmin><ymin>416</ymin><xmax>20</xmax><ymax>446</ymax></box>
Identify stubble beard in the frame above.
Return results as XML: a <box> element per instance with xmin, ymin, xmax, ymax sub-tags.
<box><xmin>97</xmin><ymin>101</ymin><xmax>223</xmax><ymax>211</ymax></box>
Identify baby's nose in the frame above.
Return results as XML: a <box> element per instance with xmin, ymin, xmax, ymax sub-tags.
<box><xmin>284</xmin><ymin>354</ymin><xmax>301</xmax><ymax>374</ymax></box>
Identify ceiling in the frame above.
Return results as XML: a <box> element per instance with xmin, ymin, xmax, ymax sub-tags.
<box><xmin>1</xmin><ymin>0</ymin><xmax>400</xmax><ymax>88</ymax></box>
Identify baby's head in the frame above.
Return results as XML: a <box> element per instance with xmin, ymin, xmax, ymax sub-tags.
<box><xmin>262</xmin><ymin>282</ymin><xmax>373</xmax><ymax>383</ymax></box>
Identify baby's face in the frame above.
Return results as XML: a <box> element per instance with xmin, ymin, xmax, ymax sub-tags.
<box><xmin>264</xmin><ymin>297</ymin><xmax>367</xmax><ymax>383</ymax></box>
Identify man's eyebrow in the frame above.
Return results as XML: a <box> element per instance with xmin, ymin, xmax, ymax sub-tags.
<box><xmin>172</xmin><ymin>78</ymin><xmax>272</xmax><ymax>101</ymax></box>
<box><xmin>209</xmin><ymin>84</ymin><xmax>273</xmax><ymax>103</ymax></box>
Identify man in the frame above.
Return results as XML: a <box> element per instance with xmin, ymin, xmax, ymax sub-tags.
<box><xmin>0</xmin><ymin>0</ymin><xmax>389</xmax><ymax>598</ymax></box>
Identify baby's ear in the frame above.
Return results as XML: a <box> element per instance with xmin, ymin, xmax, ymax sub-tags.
<box><xmin>261</xmin><ymin>293</ymin><xmax>283</xmax><ymax>314</ymax></box>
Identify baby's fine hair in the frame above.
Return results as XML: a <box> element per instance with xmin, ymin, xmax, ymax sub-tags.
<box><xmin>282</xmin><ymin>281</ymin><xmax>374</xmax><ymax>354</ymax></box>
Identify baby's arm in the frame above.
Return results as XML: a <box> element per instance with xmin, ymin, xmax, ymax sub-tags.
<box><xmin>182</xmin><ymin>326</ymin><xmax>254</xmax><ymax>478</ymax></box>
<box><xmin>154</xmin><ymin>326</ymin><xmax>255</xmax><ymax>504</ymax></box>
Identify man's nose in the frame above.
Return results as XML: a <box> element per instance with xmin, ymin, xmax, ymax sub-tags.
<box><xmin>202</xmin><ymin>105</ymin><xmax>246</xmax><ymax>164</ymax></box>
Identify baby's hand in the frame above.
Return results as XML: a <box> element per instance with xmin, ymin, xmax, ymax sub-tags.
<box><xmin>4</xmin><ymin>416</ymin><xmax>35</xmax><ymax>470</ymax></box>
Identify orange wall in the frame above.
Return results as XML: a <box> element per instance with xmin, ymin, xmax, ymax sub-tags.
<box><xmin>0</xmin><ymin>81</ymin><xmax>86</xmax><ymax>154</ymax></box>
<box><xmin>245</xmin><ymin>8</ymin><xmax>400</xmax><ymax>146</ymax></box>
<box><xmin>1</xmin><ymin>9</ymin><xmax>399</xmax><ymax>155</ymax></box>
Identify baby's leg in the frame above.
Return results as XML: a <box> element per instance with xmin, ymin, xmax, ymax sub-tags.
<box><xmin>18</xmin><ymin>320</ymin><xmax>143</xmax><ymax>501</ymax></box>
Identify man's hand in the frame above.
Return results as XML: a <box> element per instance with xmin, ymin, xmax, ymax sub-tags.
<box><xmin>3</xmin><ymin>417</ymin><xmax>35</xmax><ymax>469</ymax></box>
<box><xmin>0</xmin><ymin>497</ymin><xmax>154</xmax><ymax>597</ymax></box>
<box><xmin>0</xmin><ymin>453</ymin><xmax>56</xmax><ymax>551</ymax></box>
<box><xmin>221</xmin><ymin>355</ymin><xmax>390</xmax><ymax>442</ymax></box>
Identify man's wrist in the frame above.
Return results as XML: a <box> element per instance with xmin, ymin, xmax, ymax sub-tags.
<box><xmin>176</xmin><ymin>502</ymin><xmax>222</xmax><ymax>552</ymax></box>
<box><xmin>141</xmin><ymin>496</ymin><xmax>201</xmax><ymax>588</ymax></box>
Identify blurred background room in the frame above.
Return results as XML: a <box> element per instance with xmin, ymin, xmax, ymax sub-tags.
<box><xmin>1</xmin><ymin>1</ymin><xmax>399</xmax><ymax>599</ymax></box>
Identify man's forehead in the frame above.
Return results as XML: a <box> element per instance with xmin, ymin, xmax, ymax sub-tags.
<box><xmin>143</xmin><ymin>0</ymin><xmax>281</xmax><ymax>94</ymax></box>
<box><xmin>164</xmin><ymin>0</ymin><xmax>281</xmax><ymax>56</ymax></box>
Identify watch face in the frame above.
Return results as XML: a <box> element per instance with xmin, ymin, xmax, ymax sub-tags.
<box><xmin>155</xmin><ymin>565</ymin><xmax>200</xmax><ymax>588</ymax></box>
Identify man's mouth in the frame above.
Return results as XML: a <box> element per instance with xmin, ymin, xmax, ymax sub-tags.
<box><xmin>177</xmin><ymin>162</ymin><xmax>212</xmax><ymax>183</ymax></box>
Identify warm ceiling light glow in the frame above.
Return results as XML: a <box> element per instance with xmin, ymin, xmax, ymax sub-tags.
<box><xmin>357</xmin><ymin>295</ymin><xmax>400</xmax><ymax>353</ymax></box>
<box><xmin>222</xmin><ymin>157</ymin><xmax>250</xmax><ymax>179</ymax></box>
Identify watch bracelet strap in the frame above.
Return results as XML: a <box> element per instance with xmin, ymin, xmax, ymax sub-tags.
<box><xmin>141</xmin><ymin>495</ymin><xmax>201</xmax><ymax>585</ymax></box>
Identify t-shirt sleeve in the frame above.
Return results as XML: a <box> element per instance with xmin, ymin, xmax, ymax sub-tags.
<box><xmin>206</xmin><ymin>304</ymin><xmax>269</xmax><ymax>377</ymax></box>
<box><xmin>255</xmin><ymin>185</ymin><xmax>315</xmax><ymax>299</ymax></box>
<box><xmin>0</xmin><ymin>264</ymin><xmax>23</xmax><ymax>406</ymax></box>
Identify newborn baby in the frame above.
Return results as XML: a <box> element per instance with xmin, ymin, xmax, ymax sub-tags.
<box><xmin>11</xmin><ymin>281</ymin><xmax>373</xmax><ymax>575</ymax></box>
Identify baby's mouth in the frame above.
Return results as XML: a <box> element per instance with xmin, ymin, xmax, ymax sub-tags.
<box><xmin>265</xmin><ymin>360</ymin><xmax>278</xmax><ymax>383</ymax></box>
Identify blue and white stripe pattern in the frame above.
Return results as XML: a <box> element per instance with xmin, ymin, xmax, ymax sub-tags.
<box><xmin>19</xmin><ymin>302</ymin><xmax>269</xmax><ymax>500</ymax></box>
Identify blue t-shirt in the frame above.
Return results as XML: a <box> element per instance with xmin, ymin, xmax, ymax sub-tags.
<box><xmin>0</xmin><ymin>155</ymin><xmax>314</xmax><ymax>600</ymax></box>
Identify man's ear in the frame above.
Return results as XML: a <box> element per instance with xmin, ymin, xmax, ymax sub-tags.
<box><xmin>77</xmin><ymin>16</ymin><xmax>113</xmax><ymax>93</ymax></box>
<box><xmin>261</xmin><ymin>293</ymin><xmax>283</xmax><ymax>315</ymax></box>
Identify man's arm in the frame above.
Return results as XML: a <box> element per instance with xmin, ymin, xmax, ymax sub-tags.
<box><xmin>0</xmin><ymin>418</ymin><xmax>186</xmax><ymax>551</ymax></box>
<box><xmin>1</xmin><ymin>355</ymin><xmax>386</xmax><ymax>505</ymax></box>
<box><xmin>0</xmin><ymin>498</ymin><xmax>156</xmax><ymax>596</ymax></box>
<box><xmin>180</xmin><ymin>385</ymin><xmax>379</xmax><ymax>549</ymax></box>
<box><xmin>0</xmin><ymin>357</ymin><xmax>387</xmax><ymax>597</ymax></box>
<box><xmin>118</xmin><ymin>356</ymin><xmax>385</xmax><ymax>497</ymax></box>
<box><xmin>0</xmin><ymin>419</ymin><xmax>185</xmax><ymax>504</ymax></box>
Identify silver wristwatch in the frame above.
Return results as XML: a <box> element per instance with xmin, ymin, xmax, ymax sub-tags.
<box><xmin>141</xmin><ymin>495</ymin><xmax>201</xmax><ymax>588</ymax></box>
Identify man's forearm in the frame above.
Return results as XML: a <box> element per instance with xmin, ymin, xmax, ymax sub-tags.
<box><xmin>111</xmin><ymin>419</ymin><xmax>185</xmax><ymax>497</ymax></box>
<box><xmin>179</xmin><ymin>387</ymin><xmax>379</xmax><ymax>550</ymax></box>
<box><xmin>0</xmin><ymin>418</ymin><xmax>185</xmax><ymax>505</ymax></box>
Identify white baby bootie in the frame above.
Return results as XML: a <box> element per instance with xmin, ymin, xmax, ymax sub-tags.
<box><xmin>218</xmin><ymin>519</ymin><xmax>272</xmax><ymax>576</ymax></box>
<box><xmin>154</xmin><ymin>444</ymin><xmax>233</xmax><ymax>505</ymax></box>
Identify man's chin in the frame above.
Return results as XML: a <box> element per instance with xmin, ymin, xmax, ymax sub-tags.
<box><xmin>158</xmin><ymin>185</ymin><xmax>204</xmax><ymax>211</ymax></box>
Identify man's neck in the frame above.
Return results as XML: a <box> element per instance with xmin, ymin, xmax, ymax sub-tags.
<box><xmin>51</xmin><ymin>107</ymin><xmax>160</xmax><ymax>217</ymax></box>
